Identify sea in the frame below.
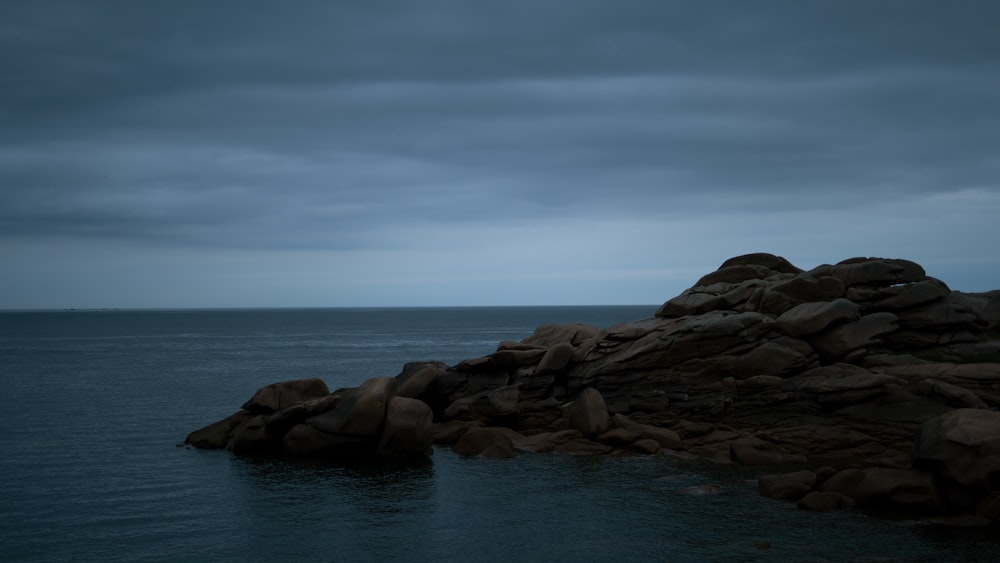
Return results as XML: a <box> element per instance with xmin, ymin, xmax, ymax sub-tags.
<box><xmin>1</xmin><ymin>306</ymin><xmax>998</xmax><ymax>562</ymax></box>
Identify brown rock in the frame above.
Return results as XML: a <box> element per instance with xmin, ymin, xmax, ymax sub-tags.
<box><xmin>797</xmin><ymin>491</ymin><xmax>852</xmax><ymax>511</ymax></box>
<box><xmin>810</xmin><ymin>312</ymin><xmax>899</xmax><ymax>360</ymax></box>
<box><xmin>241</xmin><ymin>378</ymin><xmax>330</xmax><ymax>414</ymax></box>
<box><xmin>376</xmin><ymin>397</ymin><xmax>434</xmax><ymax>457</ymax></box>
<box><xmin>656</xmin><ymin>291</ymin><xmax>725</xmax><ymax>318</ymax></box>
<box><xmin>897</xmin><ymin>300</ymin><xmax>981</xmax><ymax>329</ymax></box>
<box><xmin>185</xmin><ymin>411</ymin><xmax>254</xmax><ymax>449</ymax></box>
<box><xmin>758</xmin><ymin>470</ymin><xmax>817</xmax><ymax>500</ymax></box>
<box><xmin>913</xmin><ymin>408</ymin><xmax>1000</xmax><ymax>492</ymax></box>
<box><xmin>630</xmin><ymin>438</ymin><xmax>662</xmax><ymax>454</ymax></box>
<box><xmin>432</xmin><ymin>420</ymin><xmax>478</xmax><ymax>445</ymax></box>
<box><xmin>729</xmin><ymin>436</ymin><xmax>807</xmax><ymax>466</ymax></box>
<box><xmin>917</xmin><ymin>379</ymin><xmax>988</xmax><ymax>409</ymax></box>
<box><xmin>596</xmin><ymin>427</ymin><xmax>641</xmax><ymax>446</ymax></box>
<box><xmin>612</xmin><ymin>414</ymin><xmax>682</xmax><ymax>450</ymax></box>
<box><xmin>719</xmin><ymin>252</ymin><xmax>802</xmax><ymax>274</ymax></box>
<box><xmin>815</xmin><ymin>466</ymin><xmax>838</xmax><ymax>484</ymax></box>
<box><xmin>821</xmin><ymin>258</ymin><xmax>925</xmax><ymax>287</ymax></box>
<box><xmin>452</xmin><ymin>426</ymin><xmax>522</xmax><ymax>457</ymax></box>
<box><xmin>793</xmin><ymin>363</ymin><xmax>903</xmax><ymax>396</ymax></box>
<box><xmin>736</xmin><ymin>337</ymin><xmax>816</xmax><ymax>378</ymax></box>
<box><xmin>444</xmin><ymin>384</ymin><xmax>519</xmax><ymax>420</ymax></box>
<box><xmin>282</xmin><ymin>423</ymin><xmax>358</xmax><ymax>456</ymax></box>
<box><xmin>490</xmin><ymin>348</ymin><xmax>547</xmax><ymax>368</ymax></box>
<box><xmin>396</xmin><ymin>363</ymin><xmax>445</xmax><ymax>399</ymax></box>
<box><xmin>521</xmin><ymin>323</ymin><xmax>601</xmax><ymax>349</ymax></box>
<box><xmin>976</xmin><ymin>492</ymin><xmax>1000</xmax><ymax>520</ymax></box>
<box><xmin>674</xmin><ymin>420</ymin><xmax>716</xmax><ymax>439</ymax></box>
<box><xmin>756</xmin><ymin>275</ymin><xmax>846</xmax><ymax>315</ymax></box>
<box><xmin>853</xmin><ymin>468</ymin><xmax>941</xmax><ymax>512</ymax></box>
<box><xmin>817</xmin><ymin>468</ymin><xmax>867</xmax><ymax>497</ymax></box>
<box><xmin>695</xmin><ymin>264</ymin><xmax>774</xmax><ymax>287</ymax></box>
<box><xmin>226</xmin><ymin>414</ymin><xmax>280</xmax><ymax>455</ymax></box>
<box><xmin>307</xmin><ymin>376</ymin><xmax>396</xmax><ymax>440</ymax></box>
<box><xmin>875</xmin><ymin>279</ymin><xmax>950</xmax><ymax>310</ymax></box>
<box><xmin>776</xmin><ymin>298</ymin><xmax>860</xmax><ymax>337</ymax></box>
<box><xmin>536</xmin><ymin>342</ymin><xmax>575</xmax><ymax>374</ymax></box>
<box><xmin>569</xmin><ymin>388</ymin><xmax>610</xmax><ymax>437</ymax></box>
<box><xmin>264</xmin><ymin>394</ymin><xmax>341</xmax><ymax>434</ymax></box>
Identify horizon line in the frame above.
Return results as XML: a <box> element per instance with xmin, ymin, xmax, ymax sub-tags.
<box><xmin>0</xmin><ymin>303</ymin><xmax>663</xmax><ymax>313</ymax></box>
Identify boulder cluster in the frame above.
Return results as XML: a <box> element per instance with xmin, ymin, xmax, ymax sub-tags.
<box><xmin>186</xmin><ymin>377</ymin><xmax>435</xmax><ymax>458</ymax></box>
<box><xmin>186</xmin><ymin>253</ymin><xmax>1000</xmax><ymax>522</ymax></box>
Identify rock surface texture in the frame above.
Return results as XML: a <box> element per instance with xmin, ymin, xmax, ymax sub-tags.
<box><xmin>186</xmin><ymin>253</ymin><xmax>1000</xmax><ymax>522</ymax></box>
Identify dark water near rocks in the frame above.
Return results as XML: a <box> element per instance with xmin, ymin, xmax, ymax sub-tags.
<box><xmin>2</xmin><ymin>306</ymin><xmax>998</xmax><ymax>562</ymax></box>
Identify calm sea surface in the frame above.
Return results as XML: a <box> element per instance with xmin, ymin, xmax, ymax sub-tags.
<box><xmin>1</xmin><ymin>307</ymin><xmax>998</xmax><ymax>562</ymax></box>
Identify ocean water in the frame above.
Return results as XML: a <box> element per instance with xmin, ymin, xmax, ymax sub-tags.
<box><xmin>1</xmin><ymin>306</ymin><xmax>998</xmax><ymax>562</ymax></box>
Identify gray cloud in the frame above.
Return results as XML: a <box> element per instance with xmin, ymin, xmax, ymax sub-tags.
<box><xmin>1</xmin><ymin>1</ymin><xmax>999</xmax><ymax>306</ymax></box>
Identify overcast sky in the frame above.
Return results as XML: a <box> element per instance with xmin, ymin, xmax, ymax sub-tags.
<box><xmin>2</xmin><ymin>1</ymin><xmax>998</xmax><ymax>309</ymax></box>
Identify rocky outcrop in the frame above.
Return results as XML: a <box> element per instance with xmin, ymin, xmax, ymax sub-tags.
<box><xmin>186</xmin><ymin>253</ymin><xmax>1000</xmax><ymax>523</ymax></box>
<box><xmin>187</xmin><ymin>376</ymin><xmax>432</xmax><ymax>458</ymax></box>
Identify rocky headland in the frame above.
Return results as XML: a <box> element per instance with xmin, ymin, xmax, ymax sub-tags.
<box><xmin>186</xmin><ymin>253</ymin><xmax>1000</xmax><ymax>523</ymax></box>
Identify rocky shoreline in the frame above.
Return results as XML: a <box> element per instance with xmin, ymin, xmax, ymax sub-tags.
<box><xmin>186</xmin><ymin>253</ymin><xmax>1000</xmax><ymax>523</ymax></box>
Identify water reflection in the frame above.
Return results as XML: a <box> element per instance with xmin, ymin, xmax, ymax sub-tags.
<box><xmin>232</xmin><ymin>455</ymin><xmax>435</xmax><ymax>513</ymax></box>
<box><xmin>222</xmin><ymin>454</ymin><xmax>441</xmax><ymax>560</ymax></box>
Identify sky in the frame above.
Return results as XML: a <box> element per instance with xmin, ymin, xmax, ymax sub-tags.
<box><xmin>2</xmin><ymin>1</ymin><xmax>999</xmax><ymax>309</ymax></box>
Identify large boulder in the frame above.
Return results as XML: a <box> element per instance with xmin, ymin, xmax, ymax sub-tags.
<box><xmin>694</xmin><ymin>264</ymin><xmax>774</xmax><ymax>287</ymax></box>
<box><xmin>536</xmin><ymin>342</ymin><xmax>575</xmax><ymax>374</ymax></box>
<box><xmin>913</xmin><ymin>408</ymin><xmax>1000</xmax><ymax>493</ymax></box>
<box><xmin>755</xmin><ymin>275</ymin><xmax>846</xmax><ymax>316</ymax></box>
<box><xmin>226</xmin><ymin>414</ymin><xmax>281</xmax><ymax>455</ymax></box>
<box><xmin>611</xmin><ymin>414</ymin><xmax>681</xmax><ymax>450</ymax></box>
<box><xmin>758</xmin><ymin>470</ymin><xmax>816</xmax><ymax>500</ymax></box>
<box><xmin>809</xmin><ymin>312</ymin><xmax>899</xmax><ymax>360</ymax></box>
<box><xmin>568</xmin><ymin>388</ymin><xmax>610</xmax><ymax>437</ymax></box>
<box><xmin>729</xmin><ymin>435</ymin><xmax>806</xmax><ymax>466</ymax></box>
<box><xmin>875</xmin><ymin>279</ymin><xmax>950</xmax><ymax>310</ymax></box>
<box><xmin>656</xmin><ymin>291</ymin><xmax>726</xmax><ymax>318</ymax></box>
<box><xmin>241</xmin><ymin>378</ymin><xmax>331</xmax><ymax>414</ymax></box>
<box><xmin>520</xmin><ymin>323</ymin><xmax>601</xmax><ymax>350</ymax></box>
<box><xmin>377</xmin><ymin>397</ymin><xmax>434</xmax><ymax>457</ymax></box>
<box><xmin>452</xmin><ymin>426</ymin><xmax>521</xmax><ymax>458</ymax></box>
<box><xmin>185</xmin><ymin>411</ymin><xmax>254</xmax><ymax>449</ymax></box>
<box><xmin>797</xmin><ymin>491</ymin><xmax>852</xmax><ymax>512</ymax></box>
<box><xmin>444</xmin><ymin>384</ymin><xmax>519</xmax><ymax>420</ymax></box>
<box><xmin>852</xmin><ymin>468</ymin><xmax>941</xmax><ymax>513</ymax></box>
<box><xmin>736</xmin><ymin>337</ymin><xmax>816</xmax><ymax>378</ymax></box>
<box><xmin>288</xmin><ymin>377</ymin><xmax>398</xmax><ymax>455</ymax></box>
<box><xmin>917</xmin><ymin>379</ymin><xmax>988</xmax><ymax>409</ymax></box>
<box><xmin>395</xmin><ymin>363</ymin><xmax>446</xmax><ymax>399</ymax></box>
<box><xmin>719</xmin><ymin>252</ymin><xmax>802</xmax><ymax>274</ymax></box>
<box><xmin>817</xmin><ymin>258</ymin><xmax>925</xmax><ymax>288</ymax></box>
<box><xmin>776</xmin><ymin>299</ymin><xmax>860</xmax><ymax>337</ymax></box>
<box><xmin>283</xmin><ymin>422</ymin><xmax>364</xmax><ymax>456</ymax></box>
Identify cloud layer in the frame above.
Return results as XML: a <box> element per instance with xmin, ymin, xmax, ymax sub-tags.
<box><xmin>2</xmin><ymin>1</ymin><xmax>999</xmax><ymax>308</ymax></box>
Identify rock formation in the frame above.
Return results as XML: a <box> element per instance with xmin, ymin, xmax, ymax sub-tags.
<box><xmin>186</xmin><ymin>253</ymin><xmax>1000</xmax><ymax>522</ymax></box>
